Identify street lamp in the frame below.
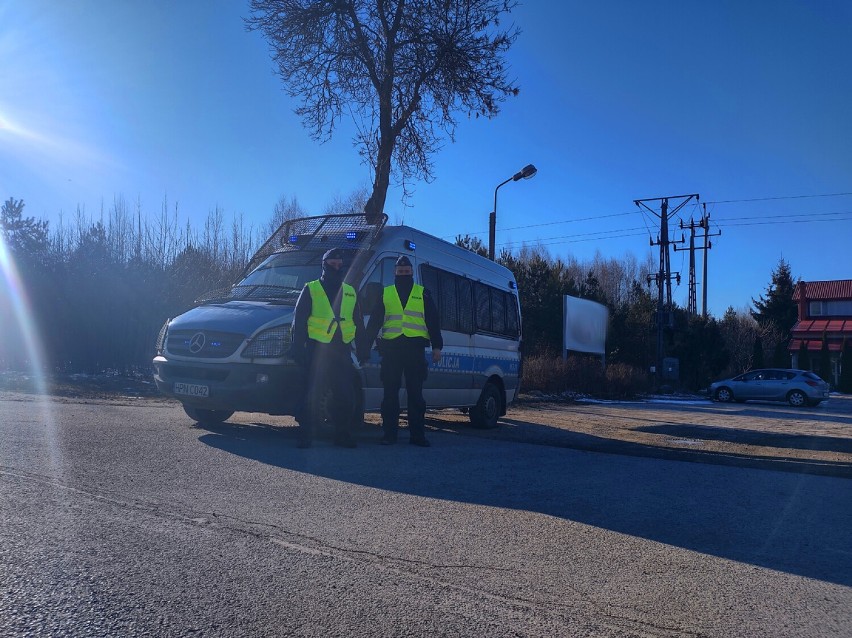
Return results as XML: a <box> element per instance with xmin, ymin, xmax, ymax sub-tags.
<box><xmin>489</xmin><ymin>163</ymin><xmax>537</xmax><ymax>260</ymax></box>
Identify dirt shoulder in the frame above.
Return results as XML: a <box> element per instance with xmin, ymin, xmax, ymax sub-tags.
<box><xmin>423</xmin><ymin>395</ymin><xmax>852</xmax><ymax>478</ymax></box>
<box><xmin>3</xmin><ymin>372</ymin><xmax>850</xmax><ymax>477</ymax></box>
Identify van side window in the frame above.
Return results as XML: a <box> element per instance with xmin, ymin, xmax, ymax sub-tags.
<box><xmin>506</xmin><ymin>295</ymin><xmax>519</xmax><ymax>335</ymax></box>
<box><xmin>457</xmin><ymin>277</ymin><xmax>474</xmax><ymax>334</ymax></box>
<box><xmin>438</xmin><ymin>269</ymin><xmax>460</xmax><ymax>332</ymax></box>
<box><xmin>421</xmin><ymin>263</ymin><xmax>519</xmax><ymax>339</ymax></box>
<box><xmin>492</xmin><ymin>287</ymin><xmax>507</xmax><ymax>335</ymax></box>
<box><xmin>474</xmin><ymin>282</ymin><xmax>491</xmax><ymax>332</ymax></box>
<box><xmin>420</xmin><ymin>263</ymin><xmax>438</xmax><ymax>301</ymax></box>
<box><xmin>422</xmin><ymin>264</ymin><xmax>472</xmax><ymax>335</ymax></box>
<box><xmin>361</xmin><ymin>257</ymin><xmax>397</xmax><ymax>310</ymax></box>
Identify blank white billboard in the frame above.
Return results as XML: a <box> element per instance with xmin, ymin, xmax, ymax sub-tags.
<box><xmin>563</xmin><ymin>295</ymin><xmax>608</xmax><ymax>355</ymax></box>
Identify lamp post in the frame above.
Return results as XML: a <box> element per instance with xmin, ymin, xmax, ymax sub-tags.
<box><xmin>489</xmin><ymin>163</ymin><xmax>537</xmax><ymax>260</ymax></box>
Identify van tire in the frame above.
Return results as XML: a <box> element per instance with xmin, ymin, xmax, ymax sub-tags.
<box><xmin>183</xmin><ymin>405</ymin><xmax>234</xmax><ymax>425</ymax></box>
<box><xmin>469</xmin><ymin>382</ymin><xmax>501</xmax><ymax>429</ymax></box>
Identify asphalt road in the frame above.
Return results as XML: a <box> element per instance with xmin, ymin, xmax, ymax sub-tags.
<box><xmin>1</xmin><ymin>393</ymin><xmax>850</xmax><ymax>637</ymax></box>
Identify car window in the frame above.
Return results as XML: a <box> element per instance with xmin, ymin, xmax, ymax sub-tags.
<box><xmin>802</xmin><ymin>371</ymin><xmax>823</xmax><ymax>381</ymax></box>
<box><xmin>741</xmin><ymin>371</ymin><xmax>760</xmax><ymax>381</ymax></box>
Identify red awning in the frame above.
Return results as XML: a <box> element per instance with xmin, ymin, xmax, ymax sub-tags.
<box><xmin>788</xmin><ymin>339</ymin><xmax>842</xmax><ymax>352</ymax></box>
<box><xmin>790</xmin><ymin>319</ymin><xmax>852</xmax><ymax>336</ymax></box>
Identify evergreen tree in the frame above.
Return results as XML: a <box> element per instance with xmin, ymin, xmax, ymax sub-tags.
<box><xmin>751</xmin><ymin>258</ymin><xmax>798</xmax><ymax>366</ymax></box>
<box><xmin>1</xmin><ymin>198</ymin><xmax>49</xmax><ymax>259</ymax></box>
<box><xmin>752</xmin><ymin>335</ymin><xmax>764</xmax><ymax>368</ymax></box>
<box><xmin>454</xmin><ymin>234</ymin><xmax>489</xmax><ymax>258</ymax></box>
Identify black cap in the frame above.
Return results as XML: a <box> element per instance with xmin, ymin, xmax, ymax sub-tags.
<box><xmin>395</xmin><ymin>255</ymin><xmax>412</xmax><ymax>267</ymax></box>
<box><xmin>323</xmin><ymin>248</ymin><xmax>343</xmax><ymax>261</ymax></box>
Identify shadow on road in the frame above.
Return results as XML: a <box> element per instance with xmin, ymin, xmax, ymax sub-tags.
<box><xmin>196</xmin><ymin>416</ymin><xmax>852</xmax><ymax>589</ymax></box>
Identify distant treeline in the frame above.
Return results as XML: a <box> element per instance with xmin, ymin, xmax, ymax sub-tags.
<box><xmin>1</xmin><ymin>196</ymin><xmax>789</xmax><ymax>390</ymax></box>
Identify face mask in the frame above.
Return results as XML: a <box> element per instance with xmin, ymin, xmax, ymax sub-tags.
<box><xmin>394</xmin><ymin>274</ymin><xmax>414</xmax><ymax>287</ymax></box>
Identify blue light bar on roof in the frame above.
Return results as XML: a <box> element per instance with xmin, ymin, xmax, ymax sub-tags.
<box><xmin>346</xmin><ymin>231</ymin><xmax>357</xmax><ymax>241</ymax></box>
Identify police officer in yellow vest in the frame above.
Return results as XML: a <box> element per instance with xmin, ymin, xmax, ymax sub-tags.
<box><xmin>361</xmin><ymin>255</ymin><xmax>443</xmax><ymax>446</ymax></box>
<box><xmin>291</xmin><ymin>248</ymin><xmax>365</xmax><ymax>448</ymax></box>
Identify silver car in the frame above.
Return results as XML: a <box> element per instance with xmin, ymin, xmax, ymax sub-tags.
<box><xmin>710</xmin><ymin>368</ymin><xmax>830</xmax><ymax>407</ymax></box>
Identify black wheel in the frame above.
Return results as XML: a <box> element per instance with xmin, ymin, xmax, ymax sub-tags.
<box><xmin>714</xmin><ymin>387</ymin><xmax>733</xmax><ymax>403</ymax></box>
<box><xmin>183</xmin><ymin>405</ymin><xmax>234</xmax><ymax>424</ymax></box>
<box><xmin>469</xmin><ymin>382</ymin><xmax>502</xmax><ymax>429</ymax></box>
<box><xmin>787</xmin><ymin>390</ymin><xmax>807</xmax><ymax>407</ymax></box>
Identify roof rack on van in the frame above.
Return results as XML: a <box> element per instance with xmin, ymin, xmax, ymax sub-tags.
<box><xmin>240</xmin><ymin>212</ymin><xmax>388</xmax><ymax>279</ymax></box>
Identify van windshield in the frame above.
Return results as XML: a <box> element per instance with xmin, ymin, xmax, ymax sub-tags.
<box><xmin>239</xmin><ymin>254</ymin><xmax>321</xmax><ymax>291</ymax></box>
<box><xmin>237</xmin><ymin>249</ymin><xmax>360</xmax><ymax>291</ymax></box>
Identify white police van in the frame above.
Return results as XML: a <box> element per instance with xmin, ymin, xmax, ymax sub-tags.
<box><xmin>153</xmin><ymin>213</ymin><xmax>522</xmax><ymax>429</ymax></box>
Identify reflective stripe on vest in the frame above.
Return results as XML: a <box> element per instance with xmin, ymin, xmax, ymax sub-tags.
<box><xmin>306</xmin><ymin>280</ymin><xmax>357</xmax><ymax>344</ymax></box>
<box><xmin>381</xmin><ymin>284</ymin><xmax>429</xmax><ymax>339</ymax></box>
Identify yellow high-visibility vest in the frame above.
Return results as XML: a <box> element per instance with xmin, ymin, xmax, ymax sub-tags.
<box><xmin>381</xmin><ymin>284</ymin><xmax>428</xmax><ymax>339</ymax></box>
<box><xmin>306</xmin><ymin>280</ymin><xmax>357</xmax><ymax>343</ymax></box>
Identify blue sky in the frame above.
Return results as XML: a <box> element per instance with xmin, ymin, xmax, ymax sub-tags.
<box><xmin>2</xmin><ymin>0</ymin><xmax>851</xmax><ymax>316</ymax></box>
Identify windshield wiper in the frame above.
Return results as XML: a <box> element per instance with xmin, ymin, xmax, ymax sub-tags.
<box><xmin>196</xmin><ymin>285</ymin><xmax>300</xmax><ymax>304</ymax></box>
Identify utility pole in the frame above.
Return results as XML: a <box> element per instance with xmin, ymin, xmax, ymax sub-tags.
<box><xmin>674</xmin><ymin>217</ymin><xmax>704</xmax><ymax>316</ymax></box>
<box><xmin>672</xmin><ymin>204</ymin><xmax>723</xmax><ymax>317</ymax></box>
<box><xmin>697</xmin><ymin>204</ymin><xmax>722</xmax><ymax>317</ymax></box>
<box><xmin>635</xmin><ymin>193</ymin><xmax>698</xmax><ymax>385</ymax></box>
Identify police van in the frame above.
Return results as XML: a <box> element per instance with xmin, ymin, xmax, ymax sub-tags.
<box><xmin>152</xmin><ymin>213</ymin><xmax>522</xmax><ymax>430</ymax></box>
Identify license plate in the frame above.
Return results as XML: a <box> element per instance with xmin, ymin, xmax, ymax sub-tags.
<box><xmin>174</xmin><ymin>382</ymin><xmax>209</xmax><ymax>398</ymax></box>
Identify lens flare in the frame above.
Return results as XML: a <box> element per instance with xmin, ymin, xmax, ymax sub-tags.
<box><xmin>0</xmin><ymin>232</ymin><xmax>50</xmax><ymax>401</ymax></box>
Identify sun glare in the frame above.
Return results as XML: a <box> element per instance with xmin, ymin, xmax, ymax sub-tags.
<box><xmin>0</xmin><ymin>232</ymin><xmax>48</xmax><ymax>394</ymax></box>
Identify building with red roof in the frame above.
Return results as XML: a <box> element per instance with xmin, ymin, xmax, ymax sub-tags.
<box><xmin>789</xmin><ymin>280</ymin><xmax>852</xmax><ymax>385</ymax></box>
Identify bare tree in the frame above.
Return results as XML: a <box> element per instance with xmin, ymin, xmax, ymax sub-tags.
<box><xmin>246</xmin><ymin>0</ymin><xmax>520</xmax><ymax>222</ymax></box>
<box><xmin>263</xmin><ymin>194</ymin><xmax>306</xmax><ymax>239</ymax></box>
<box><xmin>323</xmin><ymin>186</ymin><xmax>370</xmax><ymax>216</ymax></box>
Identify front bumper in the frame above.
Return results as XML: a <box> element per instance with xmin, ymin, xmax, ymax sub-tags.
<box><xmin>152</xmin><ymin>356</ymin><xmax>305</xmax><ymax>415</ymax></box>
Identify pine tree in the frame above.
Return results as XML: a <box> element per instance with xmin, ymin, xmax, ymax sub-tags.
<box><xmin>752</xmin><ymin>258</ymin><xmax>799</xmax><ymax>366</ymax></box>
<box><xmin>752</xmin><ymin>335</ymin><xmax>764</xmax><ymax>368</ymax></box>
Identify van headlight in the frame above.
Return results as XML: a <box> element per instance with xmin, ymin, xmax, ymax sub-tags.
<box><xmin>241</xmin><ymin>325</ymin><xmax>291</xmax><ymax>358</ymax></box>
<box><xmin>156</xmin><ymin>319</ymin><xmax>170</xmax><ymax>355</ymax></box>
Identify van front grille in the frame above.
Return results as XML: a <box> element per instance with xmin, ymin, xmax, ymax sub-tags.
<box><xmin>167</xmin><ymin>330</ymin><xmax>244</xmax><ymax>358</ymax></box>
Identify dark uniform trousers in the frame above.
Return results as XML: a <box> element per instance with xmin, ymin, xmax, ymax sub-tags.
<box><xmin>380</xmin><ymin>338</ymin><xmax>428</xmax><ymax>441</ymax></box>
<box><xmin>296</xmin><ymin>342</ymin><xmax>356</xmax><ymax>443</ymax></box>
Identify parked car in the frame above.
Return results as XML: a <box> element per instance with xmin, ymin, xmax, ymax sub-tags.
<box><xmin>709</xmin><ymin>368</ymin><xmax>830</xmax><ymax>407</ymax></box>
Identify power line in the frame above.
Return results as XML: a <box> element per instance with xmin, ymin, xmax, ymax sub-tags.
<box><xmin>445</xmin><ymin>210</ymin><xmax>634</xmax><ymax>239</ymax></box>
<box><xmin>497</xmin><ymin>230</ymin><xmax>647</xmax><ymax>250</ymax></box>
<box><xmin>493</xmin><ymin>210</ymin><xmax>852</xmax><ymax>248</ymax></box>
<box><xmin>718</xmin><ymin>216</ymin><xmax>852</xmax><ymax>227</ymax></box>
<box><xmin>705</xmin><ymin>192</ymin><xmax>852</xmax><ymax>204</ymax></box>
